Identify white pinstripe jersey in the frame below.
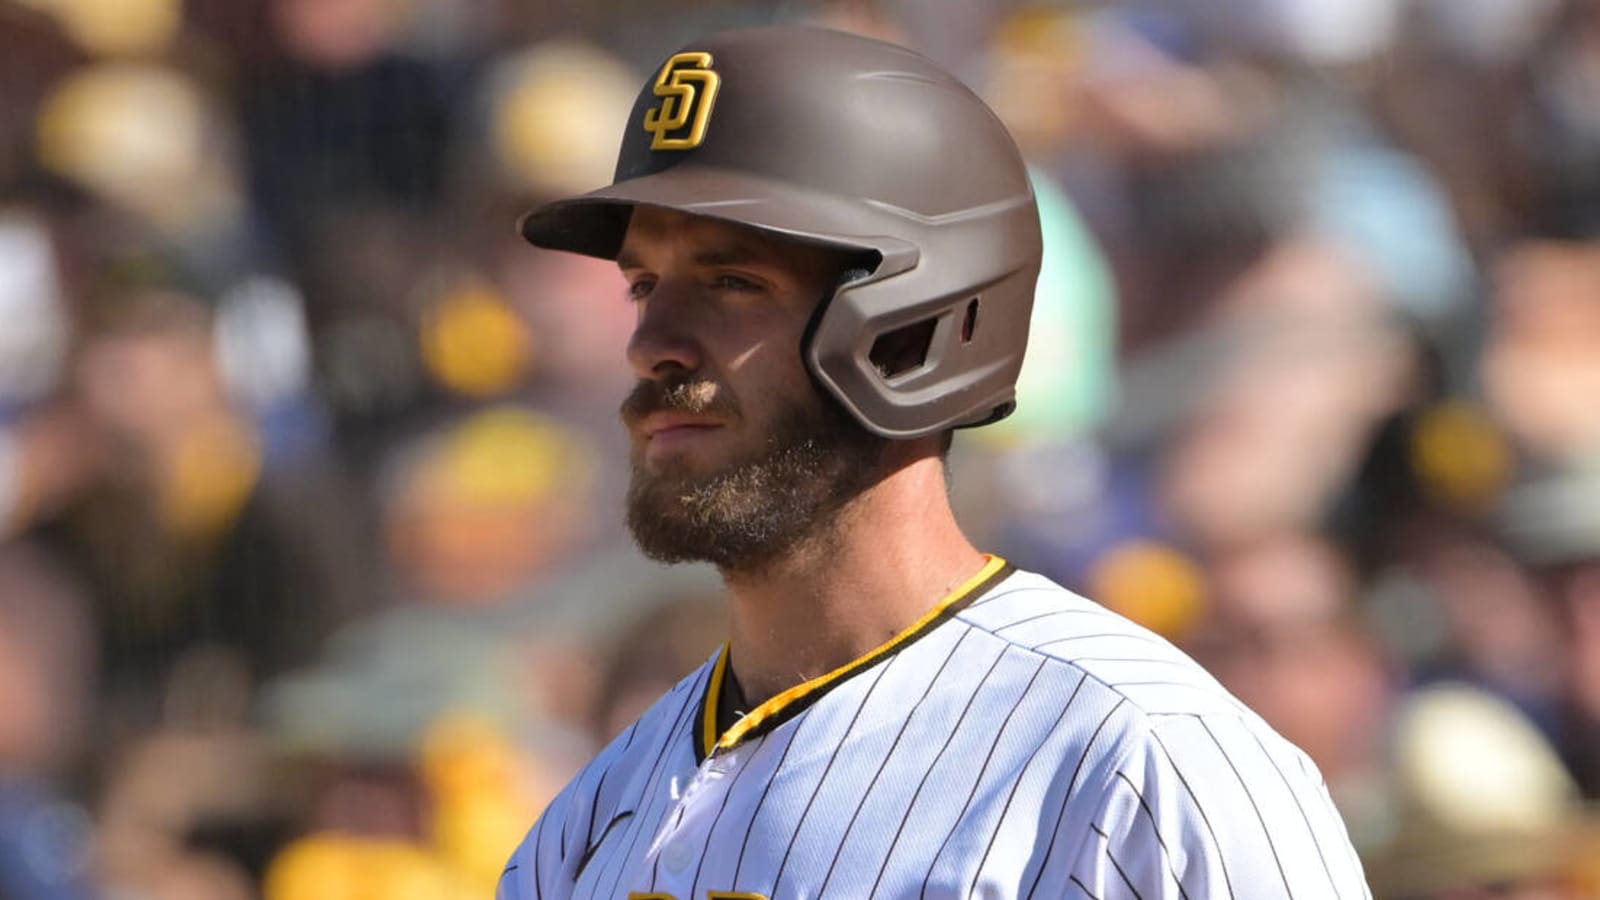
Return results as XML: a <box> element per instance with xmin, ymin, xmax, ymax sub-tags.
<box><xmin>499</xmin><ymin>557</ymin><xmax>1371</xmax><ymax>899</ymax></box>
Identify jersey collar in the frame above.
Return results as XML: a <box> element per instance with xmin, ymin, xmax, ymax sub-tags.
<box><xmin>694</xmin><ymin>554</ymin><xmax>1014</xmax><ymax>760</ymax></box>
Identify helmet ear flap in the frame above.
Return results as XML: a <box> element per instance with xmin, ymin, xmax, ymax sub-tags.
<box><xmin>868</xmin><ymin>318</ymin><xmax>939</xmax><ymax>379</ymax></box>
<box><xmin>803</xmin><ymin>204</ymin><xmax>1035</xmax><ymax>440</ymax></box>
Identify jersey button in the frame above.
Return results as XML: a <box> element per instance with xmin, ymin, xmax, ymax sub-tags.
<box><xmin>662</xmin><ymin>839</ymin><xmax>695</xmax><ymax>873</ymax></box>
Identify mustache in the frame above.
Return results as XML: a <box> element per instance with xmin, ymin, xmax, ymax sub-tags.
<box><xmin>620</xmin><ymin>376</ymin><xmax>741</xmax><ymax>427</ymax></box>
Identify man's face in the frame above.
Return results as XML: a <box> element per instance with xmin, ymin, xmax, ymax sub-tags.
<box><xmin>616</xmin><ymin>207</ymin><xmax>887</xmax><ymax>570</ymax></box>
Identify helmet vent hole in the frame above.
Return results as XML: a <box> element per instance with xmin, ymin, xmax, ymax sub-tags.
<box><xmin>870</xmin><ymin>318</ymin><xmax>937</xmax><ymax>379</ymax></box>
<box><xmin>961</xmin><ymin>298</ymin><xmax>980</xmax><ymax>344</ymax></box>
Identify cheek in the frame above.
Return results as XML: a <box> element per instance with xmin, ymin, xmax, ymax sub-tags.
<box><xmin>717</xmin><ymin>313</ymin><xmax>813</xmax><ymax>392</ymax></box>
<box><xmin>731</xmin><ymin>342</ymin><xmax>815</xmax><ymax>412</ymax></box>
<box><xmin>713</xmin><ymin>342</ymin><xmax>826</xmax><ymax>447</ymax></box>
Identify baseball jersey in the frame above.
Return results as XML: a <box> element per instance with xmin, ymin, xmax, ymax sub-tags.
<box><xmin>499</xmin><ymin>556</ymin><xmax>1370</xmax><ymax>899</ymax></box>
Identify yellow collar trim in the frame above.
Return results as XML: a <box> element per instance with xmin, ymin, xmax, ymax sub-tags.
<box><xmin>701</xmin><ymin>640</ymin><xmax>732</xmax><ymax>758</ymax></box>
<box><xmin>699</xmin><ymin>554</ymin><xmax>1008</xmax><ymax>757</ymax></box>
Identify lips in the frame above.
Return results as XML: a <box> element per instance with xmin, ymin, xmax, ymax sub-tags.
<box><xmin>637</xmin><ymin>412</ymin><xmax>726</xmax><ymax>440</ymax></box>
<box><xmin>632</xmin><ymin>414</ymin><xmax>729</xmax><ymax>461</ymax></box>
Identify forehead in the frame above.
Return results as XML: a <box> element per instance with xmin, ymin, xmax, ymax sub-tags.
<box><xmin>617</xmin><ymin>206</ymin><xmax>850</xmax><ymax>274</ymax></box>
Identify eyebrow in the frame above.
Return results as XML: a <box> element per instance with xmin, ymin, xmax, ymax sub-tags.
<box><xmin>615</xmin><ymin>242</ymin><xmax>772</xmax><ymax>272</ymax></box>
<box><xmin>691</xmin><ymin>246</ymin><xmax>768</xmax><ymax>267</ymax></box>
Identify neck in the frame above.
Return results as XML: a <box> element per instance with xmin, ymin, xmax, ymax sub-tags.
<box><xmin>718</xmin><ymin>452</ymin><xmax>987</xmax><ymax>706</ymax></box>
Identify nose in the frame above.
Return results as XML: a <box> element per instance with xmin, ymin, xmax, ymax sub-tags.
<box><xmin>625</xmin><ymin>284</ymin><xmax>705</xmax><ymax>380</ymax></box>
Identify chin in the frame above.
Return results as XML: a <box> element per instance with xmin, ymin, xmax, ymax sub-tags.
<box><xmin>635</xmin><ymin>445</ymin><xmax>724</xmax><ymax>483</ymax></box>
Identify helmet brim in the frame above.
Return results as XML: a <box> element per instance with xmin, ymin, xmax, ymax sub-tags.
<box><xmin>518</xmin><ymin>164</ymin><xmax>901</xmax><ymax>262</ymax></box>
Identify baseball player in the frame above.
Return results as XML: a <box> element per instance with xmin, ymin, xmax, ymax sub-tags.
<box><xmin>501</xmin><ymin>25</ymin><xmax>1369</xmax><ymax>900</ymax></box>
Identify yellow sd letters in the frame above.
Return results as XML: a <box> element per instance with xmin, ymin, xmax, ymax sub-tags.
<box><xmin>642</xmin><ymin>52</ymin><xmax>721</xmax><ymax>150</ymax></box>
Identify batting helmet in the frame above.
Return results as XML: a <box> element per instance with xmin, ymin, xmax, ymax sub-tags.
<box><xmin>519</xmin><ymin>26</ymin><xmax>1042</xmax><ymax>439</ymax></box>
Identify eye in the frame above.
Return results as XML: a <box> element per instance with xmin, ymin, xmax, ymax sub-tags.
<box><xmin>625</xmin><ymin>277</ymin><xmax>656</xmax><ymax>301</ymax></box>
<box><xmin>713</xmin><ymin>273</ymin><xmax>762</xmax><ymax>293</ymax></box>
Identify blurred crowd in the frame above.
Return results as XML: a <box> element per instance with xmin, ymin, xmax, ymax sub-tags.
<box><xmin>1</xmin><ymin>0</ymin><xmax>1599</xmax><ymax>897</ymax></box>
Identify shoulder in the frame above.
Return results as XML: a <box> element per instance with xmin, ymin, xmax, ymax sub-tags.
<box><xmin>959</xmin><ymin>568</ymin><xmax>1314</xmax><ymax>771</ymax></box>
<box><xmin>965</xmin><ymin>570</ymin><xmax>1368</xmax><ymax>896</ymax></box>
<box><xmin>960</xmin><ymin>568</ymin><xmax>1248</xmax><ymax>719</ymax></box>
<box><xmin>1067</xmin><ymin>709</ymin><xmax>1369</xmax><ymax>897</ymax></box>
<box><xmin>498</xmin><ymin>653</ymin><xmax>718</xmax><ymax>900</ymax></box>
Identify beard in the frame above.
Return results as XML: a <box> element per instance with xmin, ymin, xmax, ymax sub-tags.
<box><xmin>622</xmin><ymin>375</ymin><xmax>890</xmax><ymax>572</ymax></box>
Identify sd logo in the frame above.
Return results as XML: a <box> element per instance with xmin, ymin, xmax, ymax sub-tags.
<box><xmin>643</xmin><ymin>52</ymin><xmax>721</xmax><ymax>150</ymax></box>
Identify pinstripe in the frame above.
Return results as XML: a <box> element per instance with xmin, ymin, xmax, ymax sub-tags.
<box><xmin>1246</xmin><ymin>727</ymin><xmax>1339</xmax><ymax>893</ymax></box>
<box><xmin>1151</xmin><ymin>723</ymin><xmax>1236</xmax><ymax>900</ymax></box>
<box><xmin>1025</xmin><ymin>698</ymin><xmax>1128</xmax><ymax>900</ymax></box>
<box><xmin>1109</xmin><ymin>771</ymin><xmax>1191</xmax><ymax>900</ymax></box>
<box><xmin>993</xmin><ymin>607</ymin><xmax>1091</xmax><ymax>635</ymax></box>
<box><xmin>867</xmin><ymin>644</ymin><xmax>1011</xmax><ymax>898</ymax></box>
<box><xmin>1074</xmin><ymin>656</ymin><xmax>1198</xmax><ymax>666</ymax></box>
<box><xmin>731</xmin><ymin>710</ymin><xmax>808</xmax><ymax>886</ymax></box>
<box><xmin>1108</xmin><ymin>680</ymin><xmax>1220</xmax><ymax>691</ymax></box>
<box><xmin>1199</xmin><ymin>717</ymin><xmax>1292</xmax><ymax>898</ymax></box>
<box><xmin>998</xmin><ymin>646</ymin><xmax>1247</xmax><ymax>725</ymax></box>
<box><xmin>969</xmin><ymin>671</ymin><xmax>1088</xmax><ymax>893</ymax></box>
<box><xmin>688</xmin><ymin>738</ymin><xmax>762</xmax><ymax>897</ymax></box>
<box><xmin>647</xmin><ymin>805</ymin><xmax>688</xmax><ymax>891</ymax></box>
<box><xmin>575</xmin><ymin>812</ymin><xmax>632</xmax><ymax>881</ymax></box>
<box><xmin>498</xmin><ymin>864</ymin><xmax>518</xmax><ymax>900</ymax></box>
<box><xmin>1071</xmin><ymin>872</ymin><xmax>1104</xmax><ymax>899</ymax></box>
<box><xmin>770</xmin><ymin>660</ymin><xmax>895</xmax><ymax>895</ymax></box>
<box><xmin>530</xmin><ymin>811</ymin><xmax>548</xmax><ymax>900</ymax></box>
<box><xmin>584</xmin><ymin>719</ymin><xmax>642</xmax><ymax>855</ymax></box>
<box><xmin>1312</xmin><ymin>754</ymin><xmax>1368</xmax><ymax>895</ymax></box>
<box><xmin>1030</xmin><ymin>631</ymin><xmax>1173</xmax><ymax>653</ymax></box>
<box><xmin>991</xmin><ymin>606</ymin><xmax>1123</xmax><ymax>636</ymax></box>
<box><xmin>594</xmin><ymin>669</ymin><xmax>706</xmax><ymax>899</ymax></box>
<box><xmin>1090</xmin><ymin>823</ymin><xmax>1146</xmax><ymax>900</ymax></box>
<box><xmin>920</xmin><ymin>656</ymin><xmax>1050</xmax><ymax>898</ymax></box>
<box><xmin>814</xmin><ymin>626</ymin><xmax>976</xmax><ymax>900</ymax></box>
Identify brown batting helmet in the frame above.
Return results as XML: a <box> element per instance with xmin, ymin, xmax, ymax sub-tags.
<box><xmin>519</xmin><ymin>26</ymin><xmax>1042</xmax><ymax>439</ymax></box>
